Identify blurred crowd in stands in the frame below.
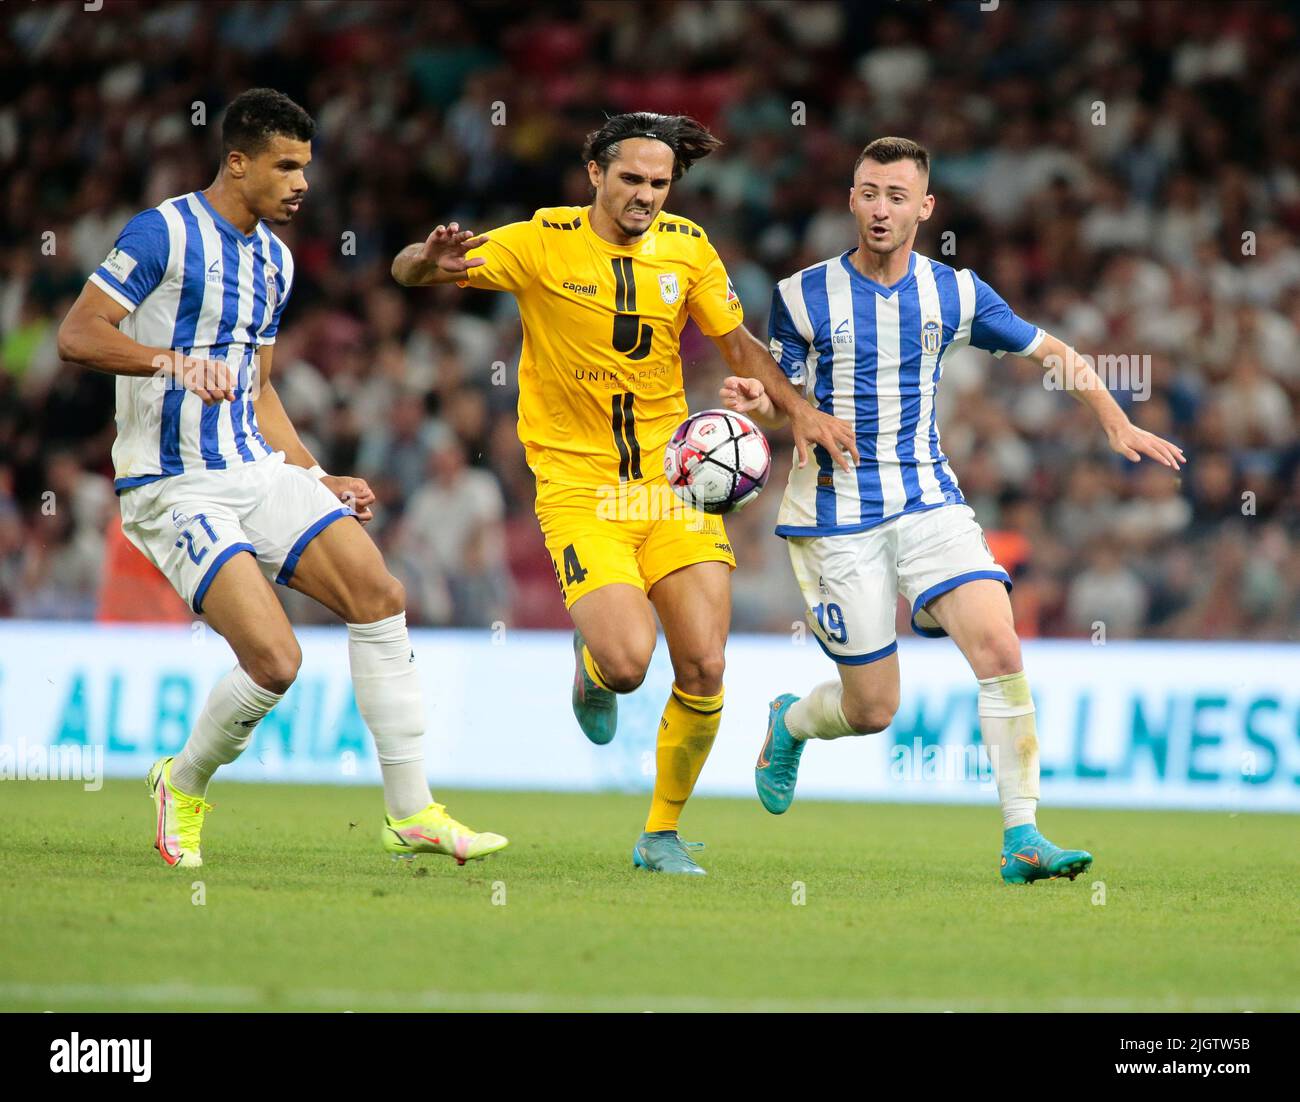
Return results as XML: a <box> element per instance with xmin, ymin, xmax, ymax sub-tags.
<box><xmin>1</xmin><ymin>0</ymin><xmax>1297</xmax><ymax>639</ymax></box>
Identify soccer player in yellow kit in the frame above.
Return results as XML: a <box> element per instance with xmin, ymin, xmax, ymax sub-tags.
<box><xmin>393</xmin><ymin>113</ymin><xmax>855</xmax><ymax>874</ymax></box>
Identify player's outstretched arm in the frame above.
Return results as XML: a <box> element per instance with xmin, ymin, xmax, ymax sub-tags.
<box><xmin>1029</xmin><ymin>333</ymin><xmax>1185</xmax><ymax>470</ymax></box>
<box><xmin>391</xmin><ymin>223</ymin><xmax>490</xmax><ymax>287</ymax></box>
<box><xmin>710</xmin><ymin>324</ymin><xmax>859</xmax><ymax>472</ymax></box>
<box><xmin>57</xmin><ymin>282</ymin><xmax>235</xmax><ymax>404</ymax></box>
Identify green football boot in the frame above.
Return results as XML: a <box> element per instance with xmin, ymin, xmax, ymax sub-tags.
<box><xmin>572</xmin><ymin>628</ymin><xmax>617</xmax><ymax>745</ymax></box>
<box><xmin>632</xmin><ymin>831</ymin><xmax>706</xmax><ymax>875</ymax></box>
<box><xmin>755</xmin><ymin>693</ymin><xmax>805</xmax><ymax>814</ymax></box>
<box><xmin>1000</xmin><ymin>824</ymin><xmax>1093</xmax><ymax>884</ymax></box>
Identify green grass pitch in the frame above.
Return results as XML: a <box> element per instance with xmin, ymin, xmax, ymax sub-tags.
<box><xmin>1</xmin><ymin>781</ymin><xmax>1296</xmax><ymax>1012</ymax></box>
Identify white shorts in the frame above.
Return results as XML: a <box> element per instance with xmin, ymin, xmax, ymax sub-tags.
<box><xmin>119</xmin><ymin>452</ymin><xmax>355</xmax><ymax>615</ymax></box>
<box><xmin>786</xmin><ymin>504</ymin><xmax>1011</xmax><ymax>665</ymax></box>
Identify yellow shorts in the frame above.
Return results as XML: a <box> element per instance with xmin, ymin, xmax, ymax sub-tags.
<box><xmin>536</xmin><ymin>475</ymin><xmax>736</xmax><ymax>608</ymax></box>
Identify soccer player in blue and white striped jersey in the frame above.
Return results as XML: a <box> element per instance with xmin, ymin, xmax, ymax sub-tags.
<box><xmin>724</xmin><ymin>138</ymin><xmax>1184</xmax><ymax>883</ymax></box>
<box><xmin>58</xmin><ymin>88</ymin><xmax>506</xmax><ymax>870</ymax></box>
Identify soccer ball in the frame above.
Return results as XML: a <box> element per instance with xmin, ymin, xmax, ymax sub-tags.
<box><xmin>663</xmin><ymin>408</ymin><xmax>771</xmax><ymax>514</ymax></box>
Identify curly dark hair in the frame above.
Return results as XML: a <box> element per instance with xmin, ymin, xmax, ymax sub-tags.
<box><xmin>221</xmin><ymin>88</ymin><xmax>316</xmax><ymax>157</ymax></box>
<box><xmin>581</xmin><ymin>112</ymin><xmax>721</xmax><ymax>181</ymax></box>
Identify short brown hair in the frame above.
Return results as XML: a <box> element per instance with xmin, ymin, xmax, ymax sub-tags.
<box><xmin>853</xmin><ymin>137</ymin><xmax>930</xmax><ymax>179</ymax></box>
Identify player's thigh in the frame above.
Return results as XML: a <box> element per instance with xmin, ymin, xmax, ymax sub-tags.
<box><xmin>636</xmin><ymin>476</ymin><xmax>736</xmax><ymax>600</ymax></box>
<box><xmin>896</xmin><ymin>505</ymin><xmax>1018</xmax><ymax>677</ymax></box>
<box><xmin>569</xmin><ymin>583</ymin><xmax>658</xmax><ymax>689</ymax></box>
<box><xmin>786</xmin><ymin>530</ymin><xmax>898</xmax><ymax>665</ymax></box>
<box><xmin>284</xmin><ymin>513</ymin><xmax>403</xmax><ymax>624</ymax></box>
<box><xmin>238</xmin><ymin>459</ymin><xmax>391</xmax><ymax>624</ymax></box>
<box><xmin>120</xmin><ymin>490</ymin><xmax>250</xmax><ymax>619</ymax></box>
<box><xmin>119</xmin><ymin>475</ymin><xmax>301</xmax><ymax>691</ymax></box>
<box><xmin>924</xmin><ymin>579</ymin><xmax>1022</xmax><ymax>679</ymax></box>
<box><xmin>535</xmin><ymin>479</ymin><xmax>657</xmax><ymax>680</ymax></box>
<box><xmin>836</xmin><ymin>650</ymin><xmax>901</xmax><ymax>732</ymax></box>
<box><xmin>536</xmin><ymin>477</ymin><xmax>652</xmax><ymax>615</ymax></box>
<box><xmin>648</xmin><ymin>559</ymin><xmax>731</xmax><ymax>694</ymax></box>
<box><xmin>199</xmin><ymin>550</ymin><xmax>302</xmax><ymax>693</ymax></box>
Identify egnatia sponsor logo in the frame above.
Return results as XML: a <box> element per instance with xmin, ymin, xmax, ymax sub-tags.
<box><xmin>49</xmin><ymin>1034</ymin><xmax>151</xmax><ymax>1083</ymax></box>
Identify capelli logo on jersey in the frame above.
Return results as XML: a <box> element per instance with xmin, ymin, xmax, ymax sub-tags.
<box><xmin>206</xmin><ymin>259</ymin><xmax>221</xmax><ymax>284</ymax></box>
<box><xmin>832</xmin><ymin>319</ymin><xmax>853</xmax><ymax>345</ymax></box>
<box><xmin>563</xmin><ymin>280</ymin><xmax>598</xmax><ymax>297</ymax></box>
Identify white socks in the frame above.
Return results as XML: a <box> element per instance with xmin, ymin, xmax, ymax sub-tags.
<box><xmin>171</xmin><ymin>665</ymin><xmax>284</xmax><ymax>797</ymax></box>
<box><xmin>348</xmin><ymin>612</ymin><xmax>432</xmax><ymax>820</ymax></box>
<box><xmin>785</xmin><ymin>681</ymin><xmax>859</xmax><ymax>741</ymax></box>
<box><xmin>171</xmin><ymin>614</ymin><xmax>431</xmax><ymax>819</ymax></box>
<box><xmin>978</xmin><ymin>671</ymin><xmax>1040</xmax><ymax>829</ymax></box>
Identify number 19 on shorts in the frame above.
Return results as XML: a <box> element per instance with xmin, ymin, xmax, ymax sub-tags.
<box><xmin>813</xmin><ymin>601</ymin><xmax>848</xmax><ymax>644</ymax></box>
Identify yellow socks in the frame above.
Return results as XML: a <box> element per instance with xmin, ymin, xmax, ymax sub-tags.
<box><xmin>582</xmin><ymin>645</ymin><xmax>615</xmax><ymax>692</ymax></box>
<box><xmin>645</xmin><ymin>683</ymin><xmax>723</xmax><ymax>833</ymax></box>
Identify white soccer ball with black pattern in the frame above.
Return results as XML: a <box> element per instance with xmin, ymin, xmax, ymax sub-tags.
<box><xmin>663</xmin><ymin>408</ymin><xmax>771</xmax><ymax>514</ymax></box>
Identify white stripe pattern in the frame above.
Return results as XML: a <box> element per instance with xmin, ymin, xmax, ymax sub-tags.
<box><xmin>823</xmin><ymin>260</ymin><xmax>861</xmax><ymax>526</ymax></box>
<box><xmin>872</xmin><ymin>291</ymin><xmax>907</xmax><ymax>517</ymax></box>
<box><xmin>105</xmin><ymin>192</ymin><xmax>293</xmax><ymax>487</ymax></box>
<box><xmin>912</xmin><ymin>256</ymin><xmax>945</xmax><ymax>505</ymax></box>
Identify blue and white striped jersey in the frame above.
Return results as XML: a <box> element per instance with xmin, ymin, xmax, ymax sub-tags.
<box><xmin>89</xmin><ymin>191</ymin><xmax>294</xmax><ymax>493</ymax></box>
<box><xmin>768</xmin><ymin>250</ymin><xmax>1043</xmax><ymax>536</ymax></box>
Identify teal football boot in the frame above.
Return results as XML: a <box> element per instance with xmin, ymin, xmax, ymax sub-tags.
<box><xmin>755</xmin><ymin>693</ymin><xmax>805</xmax><ymax>814</ymax></box>
<box><xmin>632</xmin><ymin>831</ymin><xmax>706</xmax><ymax>875</ymax></box>
<box><xmin>571</xmin><ymin>629</ymin><xmax>617</xmax><ymax>745</ymax></box>
<box><xmin>1000</xmin><ymin>823</ymin><xmax>1093</xmax><ymax>884</ymax></box>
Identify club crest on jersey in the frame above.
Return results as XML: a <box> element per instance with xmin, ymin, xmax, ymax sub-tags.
<box><xmin>922</xmin><ymin>317</ymin><xmax>942</xmax><ymax>355</ymax></box>
<box><xmin>264</xmin><ymin>263</ymin><xmax>280</xmax><ymax>310</ymax></box>
<box><xmin>658</xmin><ymin>273</ymin><xmax>680</xmax><ymax>305</ymax></box>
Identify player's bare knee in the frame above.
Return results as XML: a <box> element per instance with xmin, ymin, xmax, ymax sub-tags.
<box><xmin>245</xmin><ymin>643</ymin><xmax>300</xmax><ymax>695</ymax></box>
<box><xmin>599</xmin><ymin>656</ymin><xmax>648</xmax><ymax>694</ymax></box>
<box><xmin>348</xmin><ymin>573</ymin><xmax>406</xmax><ymax>624</ymax></box>
<box><xmin>975</xmin><ymin>629</ymin><xmax>1022</xmax><ymax>678</ymax></box>
<box><xmin>843</xmin><ymin>697</ymin><xmax>896</xmax><ymax>735</ymax></box>
<box><xmin>592</xmin><ymin>630</ymin><xmax>655</xmax><ymax>693</ymax></box>
<box><xmin>673</xmin><ymin>651</ymin><xmax>725</xmax><ymax>697</ymax></box>
<box><xmin>376</xmin><ymin>574</ymin><xmax>406</xmax><ymax>619</ymax></box>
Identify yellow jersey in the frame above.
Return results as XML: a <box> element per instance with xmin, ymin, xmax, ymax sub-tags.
<box><xmin>458</xmin><ymin>205</ymin><xmax>742</xmax><ymax>488</ymax></box>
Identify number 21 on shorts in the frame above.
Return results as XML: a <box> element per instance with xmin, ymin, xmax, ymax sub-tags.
<box><xmin>174</xmin><ymin>513</ymin><xmax>218</xmax><ymax>565</ymax></box>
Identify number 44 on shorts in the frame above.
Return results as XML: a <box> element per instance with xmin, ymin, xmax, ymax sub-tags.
<box><xmin>553</xmin><ymin>542</ymin><xmax>588</xmax><ymax>597</ymax></box>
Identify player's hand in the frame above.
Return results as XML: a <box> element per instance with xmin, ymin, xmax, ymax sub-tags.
<box><xmin>323</xmin><ymin>475</ymin><xmax>375</xmax><ymax>523</ymax></box>
<box><xmin>175</xmin><ymin>356</ymin><xmax>236</xmax><ymax>405</ymax></box>
<box><xmin>719</xmin><ymin>376</ymin><xmax>774</xmax><ymax>419</ymax></box>
<box><xmin>1106</xmin><ymin>421</ymin><xmax>1185</xmax><ymax>470</ymax></box>
<box><xmin>418</xmin><ymin>222</ymin><xmax>490</xmax><ymax>275</ymax></box>
<box><xmin>789</xmin><ymin>404</ymin><xmax>860</xmax><ymax>473</ymax></box>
